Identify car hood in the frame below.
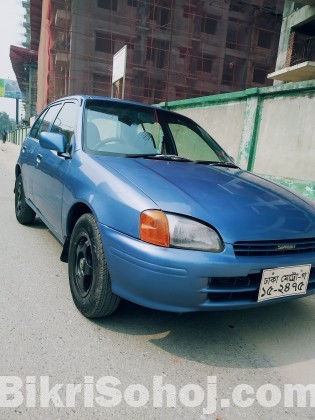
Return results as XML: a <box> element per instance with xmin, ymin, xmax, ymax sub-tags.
<box><xmin>96</xmin><ymin>156</ymin><xmax>315</xmax><ymax>243</ymax></box>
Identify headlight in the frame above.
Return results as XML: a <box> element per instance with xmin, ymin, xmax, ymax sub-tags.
<box><xmin>140</xmin><ymin>210</ymin><xmax>223</xmax><ymax>252</ymax></box>
<box><xmin>167</xmin><ymin>213</ymin><xmax>223</xmax><ymax>251</ymax></box>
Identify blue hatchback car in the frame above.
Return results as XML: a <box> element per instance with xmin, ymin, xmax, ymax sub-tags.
<box><xmin>15</xmin><ymin>95</ymin><xmax>315</xmax><ymax>318</ymax></box>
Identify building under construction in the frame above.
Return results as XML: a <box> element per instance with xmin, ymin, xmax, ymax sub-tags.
<box><xmin>13</xmin><ymin>0</ymin><xmax>285</xmax><ymax>118</ymax></box>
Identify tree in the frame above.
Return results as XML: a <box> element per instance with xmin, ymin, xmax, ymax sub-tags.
<box><xmin>0</xmin><ymin>112</ymin><xmax>17</xmax><ymax>133</ymax></box>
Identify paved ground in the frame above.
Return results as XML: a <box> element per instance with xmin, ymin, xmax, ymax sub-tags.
<box><xmin>0</xmin><ymin>141</ymin><xmax>315</xmax><ymax>419</ymax></box>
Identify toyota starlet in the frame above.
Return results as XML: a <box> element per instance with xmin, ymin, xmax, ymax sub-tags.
<box><xmin>15</xmin><ymin>96</ymin><xmax>315</xmax><ymax>317</ymax></box>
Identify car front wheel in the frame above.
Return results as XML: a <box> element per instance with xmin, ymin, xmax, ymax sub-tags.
<box><xmin>15</xmin><ymin>174</ymin><xmax>36</xmax><ymax>225</ymax></box>
<box><xmin>68</xmin><ymin>213</ymin><xmax>120</xmax><ymax>318</ymax></box>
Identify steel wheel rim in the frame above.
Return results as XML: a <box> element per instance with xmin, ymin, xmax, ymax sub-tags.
<box><xmin>74</xmin><ymin>234</ymin><xmax>93</xmax><ymax>298</ymax></box>
<box><xmin>16</xmin><ymin>182</ymin><xmax>22</xmax><ymax>215</ymax></box>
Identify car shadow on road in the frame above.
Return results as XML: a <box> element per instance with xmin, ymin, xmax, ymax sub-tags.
<box><xmin>94</xmin><ymin>297</ymin><xmax>315</xmax><ymax>369</ymax></box>
<box><xmin>28</xmin><ymin>217</ymin><xmax>49</xmax><ymax>230</ymax></box>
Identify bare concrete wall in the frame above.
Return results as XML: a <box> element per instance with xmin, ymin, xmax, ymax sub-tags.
<box><xmin>254</xmin><ymin>94</ymin><xmax>315</xmax><ymax>180</ymax></box>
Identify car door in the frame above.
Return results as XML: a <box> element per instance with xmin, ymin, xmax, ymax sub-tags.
<box><xmin>19</xmin><ymin>108</ymin><xmax>52</xmax><ymax>205</ymax></box>
<box><xmin>33</xmin><ymin>101</ymin><xmax>79</xmax><ymax>239</ymax></box>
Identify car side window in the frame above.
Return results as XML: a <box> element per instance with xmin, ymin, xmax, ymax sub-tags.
<box><xmin>50</xmin><ymin>102</ymin><xmax>78</xmax><ymax>152</ymax></box>
<box><xmin>34</xmin><ymin>104</ymin><xmax>63</xmax><ymax>140</ymax></box>
<box><xmin>29</xmin><ymin>109</ymin><xmax>49</xmax><ymax>138</ymax></box>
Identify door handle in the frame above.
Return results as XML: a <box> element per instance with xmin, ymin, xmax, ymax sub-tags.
<box><xmin>36</xmin><ymin>154</ymin><xmax>42</xmax><ymax>163</ymax></box>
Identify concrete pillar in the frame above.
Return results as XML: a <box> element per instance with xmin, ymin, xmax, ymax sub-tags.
<box><xmin>237</xmin><ymin>89</ymin><xmax>261</xmax><ymax>171</ymax></box>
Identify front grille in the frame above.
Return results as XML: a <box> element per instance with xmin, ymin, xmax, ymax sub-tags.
<box><xmin>206</xmin><ymin>268</ymin><xmax>315</xmax><ymax>303</ymax></box>
<box><xmin>233</xmin><ymin>238</ymin><xmax>315</xmax><ymax>257</ymax></box>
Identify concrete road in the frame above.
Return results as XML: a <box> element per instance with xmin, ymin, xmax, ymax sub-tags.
<box><xmin>0</xmin><ymin>142</ymin><xmax>315</xmax><ymax>419</ymax></box>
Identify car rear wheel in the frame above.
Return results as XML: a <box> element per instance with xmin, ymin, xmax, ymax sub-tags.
<box><xmin>68</xmin><ymin>213</ymin><xmax>120</xmax><ymax>318</ymax></box>
<box><xmin>15</xmin><ymin>174</ymin><xmax>36</xmax><ymax>225</ymax></box>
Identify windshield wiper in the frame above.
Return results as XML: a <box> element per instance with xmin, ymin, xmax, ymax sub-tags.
<box><xmin>194</xmin><ymin>160</ymin><xmax>239</xmax><ymax>168</ymax></box>
<box><xmin>125</xmin><ymin>153</ymin><xmax>159</xmax><ymax>158</ymax></box>
<box><xmin>125</xmin><ymin>155</ymin><xmax>238</xmax><ymax>167</ymax></box>
<box><xmin>125</xmin><ymin>154</ymin><xmax>193</xmax><ymax>162</ymax></box>
<box><xmin>145</xmin><ymin>154</ymin><xmax>193</xmax><ymax>162</ymax></box>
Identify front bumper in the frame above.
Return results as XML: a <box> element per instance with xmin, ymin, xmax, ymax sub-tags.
<box><xmin>100</xmin><ymin>223</ymin><xmax>315</xmax><ymax>312</ymax></box>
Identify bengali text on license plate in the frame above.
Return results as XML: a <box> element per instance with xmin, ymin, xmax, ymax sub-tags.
<box><xmin>258</xmin><ymin>264</ymin><xmax>311</xmax><ymax>302</ymax></box>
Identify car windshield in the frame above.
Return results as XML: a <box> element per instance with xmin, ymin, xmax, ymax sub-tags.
<box><xmin>83</xmin><ymin>99</ymin><xmax>230</xmax><ymax>162</ymax></box>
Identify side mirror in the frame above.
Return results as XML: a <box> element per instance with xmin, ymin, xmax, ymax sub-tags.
<box><xmin>39</xmin><ymin>131</ymin><xmax>66</xmax><ymax>153</ymax></box>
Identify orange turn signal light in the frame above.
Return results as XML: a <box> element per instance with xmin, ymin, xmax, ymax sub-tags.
<box><xmin>140</xmin><ymin>210</ymin><xmax>170</xmax><ymax>247</ymax></box>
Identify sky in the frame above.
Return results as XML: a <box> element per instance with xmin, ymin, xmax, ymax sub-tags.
<box><xmin>0</xmin><ymin>0</ymin><xmax>25</xmax><ymax>119</ymax></box>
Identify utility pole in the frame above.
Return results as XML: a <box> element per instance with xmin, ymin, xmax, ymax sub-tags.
<box><xmin>15</xmin><ymin>98</ymin><xmax>19</xmax><ymax>125</ymax></box>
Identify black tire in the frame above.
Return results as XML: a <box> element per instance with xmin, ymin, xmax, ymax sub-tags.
<box><xmin>15</xmin><ymin>174</ymin><xmax>36</xmax><ymax>225</ymax></box>
<box><xmin>68</xmin><ymin>213</ymin><xmax>120</xmax><ymax>318</ymax></box>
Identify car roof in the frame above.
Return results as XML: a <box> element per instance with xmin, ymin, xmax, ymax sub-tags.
<box><xmin>48</xmin><ymin>95</ymin><xmax>163</xmax><ymax>111</ymax></box>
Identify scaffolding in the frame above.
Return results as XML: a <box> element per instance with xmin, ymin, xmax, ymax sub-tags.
<box><xmin>37</xmin><ymin>0</ymin><xmax>285</xmax><ymax>110</ymax></box>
